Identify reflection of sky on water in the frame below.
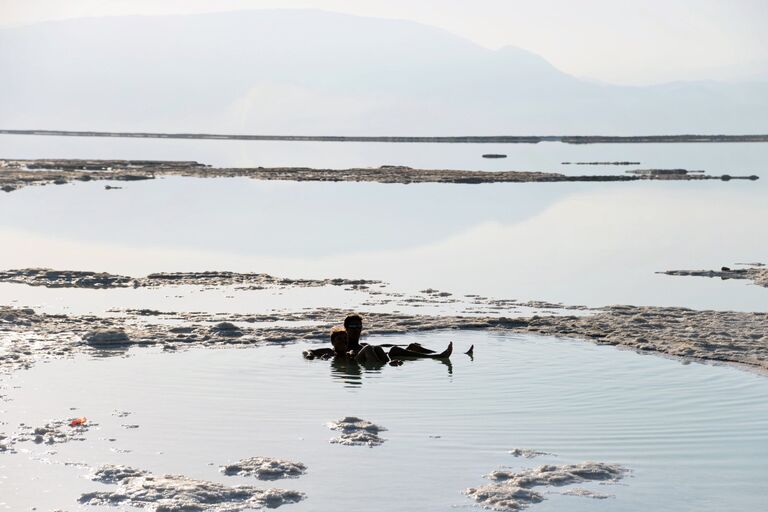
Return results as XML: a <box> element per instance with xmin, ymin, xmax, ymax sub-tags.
<box><xmin>2</xmin><ymin>332</ymin><xmax>767</xmax><ymax>511</ymax></box>
<box><xmin>0</xmin><ymin>139</ymin><xmax>766</xmax><ymax>310</ymax></box>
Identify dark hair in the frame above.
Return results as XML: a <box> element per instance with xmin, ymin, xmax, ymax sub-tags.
<box><xmin>343</xmin><ymin>314</ymin><xmax>363</xmax><ymax>329</ymax></box>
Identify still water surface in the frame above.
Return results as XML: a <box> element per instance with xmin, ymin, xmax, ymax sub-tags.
<box><xmin>1</xmin><ymin>331</ymin><xmax>767</xmax><ymax>512</ymax></box>
<box><xmin>1</xmin><ymin>136</ymin><xmax>766</xmax><ymax>310</ymax></box>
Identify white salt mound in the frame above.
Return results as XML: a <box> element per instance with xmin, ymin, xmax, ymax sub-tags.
<box><xmin>466</xmin><ymin>461</ymin><xmax>627</xmax><ymax>511</ymax></box>
<box><xmin>221</xmin><ymin>457</ymin><xmax>307</xmax><ymax>480</ymax></box>
<box><xmin>328</xmin><ymin>416</ymin><xmax>387</xmax><ymax>447</ymax></box>
<box><xmin>80</xmin><ymin>465</ymin><xmax>305</xmax><ymax>511</ymax></box>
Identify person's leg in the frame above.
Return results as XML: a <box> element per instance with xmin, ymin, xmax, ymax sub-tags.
<box><xmin>389</xmin><ymin>342</ymin><xmax>452</xmax><ymax>359</ymax></box>
<box><xmin>373</xmin><ymin>345</ymin><xmax>390</xmax><ymax>363</ymax></box>
<box><xmin>405</xmin><ymin>343</ymin><xmax>435</xmax><ymax>354</ymax></box>
<box><xmin>355</xmin><ymin>345</ymin><xmax>388</xmax><ymax>364</ymax></box>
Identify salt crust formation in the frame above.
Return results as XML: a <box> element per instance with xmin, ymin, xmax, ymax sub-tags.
<box><xmin>1</xmin><ymin>302</ymin><xmax>766</xmax><ymax>375</ymax></box>
<box><xmin>328</xmin><ymin>417</ymin><xmax>387</xmax><ymax>447</ymax></box>
<box><xmin>81</xmin><ymin>464</ymin><xmax>305</xmax><ymax>511</ymax></box>
<box><xmin>221</xmin><ymin>457</ymin><xmax>307</xmax><ymax>480</ymax></box>
<box><xmin>466</xmin><ymin>462</ymin><xmax>627</xmax><ymax>510</ymax></box>
<box><xmin>0</xmin><ymin>268</ymin><xmax>380</xmax><ymax>290</ymax></box>
<box><xmin>0</xmin><ymin>158</ymin><xmax>757</xmax><ymax>192</ymax></box>
<box><xmin>509</xmin><ymin>449</ymin><xmax>553</xmax><ymax>458</ymax></box>
<box><xmin>660</xmin><ymin>263</ymin><xmax>768</xmax><ymax>288</ymax></box>
<box><xmin>13</xmin><ymin>418</ymin><xmax>96</xmax><ymax>445</ymax></box>
<box><xmin>559</xmin><ymin>487</ymin><xmax>613</xmax><ymax>499</ymax></box>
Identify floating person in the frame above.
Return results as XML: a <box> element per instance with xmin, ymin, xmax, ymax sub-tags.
<box><xmin>343</xmin><ymin>313</ymin><xmax>453</xmax><ymax>364</ymax></box>
<box><xmin>304</xmin><ymin>314</ymin><xmax>458</xmax><ymax>364</ymax></box>
<box><xmin>302</xmin><ymin>326</ymin><xmax>349</xmax><ymax>360</ymax></box>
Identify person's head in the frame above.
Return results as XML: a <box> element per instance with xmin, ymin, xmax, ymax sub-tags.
<box><xmin>343</xmin><ymin>313</ymin><xmax>363</xmax><ymax>345</ymax></box>
<box><xmin>330</xmin><ymin>326</ymin><xmax>348</xmax><ymax>354</ymax></box>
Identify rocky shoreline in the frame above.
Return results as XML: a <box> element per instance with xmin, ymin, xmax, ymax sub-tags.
<box><xmin>0</xmin><ymin>159</ymin><xmax>758</xmax><ymax>192</ymax></box>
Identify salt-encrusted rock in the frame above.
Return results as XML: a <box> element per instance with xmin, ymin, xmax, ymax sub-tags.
<box><xmin>328</xmin><ymin>416</ymin><xmax>387</xmax><ymax>447</ymax></box>
<box><xmin>90</xmin><ymin>464</ymin><xmax>148</xmax><ymax>483</ymax></box>
<box><xmin>221</xmin><ymin>457</ymin><xmax>307</xmax><ymax>480</ymax></box>
<box><xmin>84</xmin><ymin>329</ymin><xmax>130</xmax><ymax>345</ymax></box>
<box><xmin>13</xmin><ymin>418</ymin><xmax>96</xmax><ymax>445</ymax></box>
<box><xmin>466</xmin><ymin>461</ymin><xmax>627</xmax><ymax>511</ymax></box>
<box><xmin>79</xmin><ymin>466</ymin><xmax>305</xmax><ymax>511</ymax></box>
<box><xmin>211</xmin><ymin>322</ymin><xmax>243</xmax><ymax>337</ymax></box>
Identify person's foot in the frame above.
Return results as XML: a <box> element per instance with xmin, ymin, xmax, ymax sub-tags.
<box><xmin>436</xmin><ymin>342</ymin><xmax>453</xmax><ymax>358</ymax></box>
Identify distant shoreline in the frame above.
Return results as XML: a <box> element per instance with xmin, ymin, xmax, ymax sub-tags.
<box><xmin>2</xmin><ymin>129</ymin><xmax>768</xmax><ymax>144</ymax></box>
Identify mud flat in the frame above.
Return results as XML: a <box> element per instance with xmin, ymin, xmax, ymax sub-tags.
<box><xmin>1</xmin><ymin>158</ymin><xmax>759</xmax><ymax>192</ymax></box>
<box><xmin>659</xmin><ymin>263</ymin><xmax>768</xmax><ymax>288</ymax></box>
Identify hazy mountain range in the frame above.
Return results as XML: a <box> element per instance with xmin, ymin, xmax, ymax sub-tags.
<box><xmin>2</xmin><ymin>9</ymin><xmax>767</xmax><ymax>135</ymax></box>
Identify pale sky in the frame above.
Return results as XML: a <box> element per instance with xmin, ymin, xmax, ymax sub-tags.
<box><xmin>1</xmin><ymin>0</ymin><xmax>767</xmax><ymax>85</ymax></box>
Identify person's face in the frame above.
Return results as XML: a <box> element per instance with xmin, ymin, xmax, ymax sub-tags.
<box><xmin>331</xmin><ymin>333</ymin><xmax>348</xmax><ymax>353</ymax></box>
<box><xmin>345</xmin><ymin>324</ymin><xmax>362</xmax><ymax>342</ymax></box>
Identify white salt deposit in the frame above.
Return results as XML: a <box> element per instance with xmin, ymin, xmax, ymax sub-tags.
<box><xmin>466</xmin><ymin>461</ymin><xmax>627</xmax><ymax>510</ymax></box>
<box><xmin>328</xmin><ymin>416</ymin><xmax>387</xmax><ymax>447</ymax></box>
<box><xmin>221</xmin><ymin>457</ymin><xmax>307</xmax><ymax>480</ymax></box>
<box><xmin>12</xmin><ymin>418</ymin><xmax>96</xmax><ymax>445</ymax></box>
<box><xmin>559</xmin><ymin>487</ymin><xmax>614</xmax><ymax>499</ymax></box>
<box><xmin>80</xmin><ymin>464</ymin><xmax>305</xmax><ymax>511</ymax></box>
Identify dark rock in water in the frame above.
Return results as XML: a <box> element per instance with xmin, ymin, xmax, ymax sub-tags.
<box><xmin>1</xmin><ymin>185</ymin><xmax>15</xmax><ymax>192</ymax></box>
<box><xmin>211</xmin><ymin>322</ymin><xmax>243</xmax><ymax>337</ymax></box>
<box><xmin>116</xmin><ymin>174</ymin><xmax>154</xmax><ymax>181</ymax></box>
<box><xmin>721</xmin><ymin>174</ymin><xmax>732</xmax><ymax>181</ymax></box>
<box><xmin>721</xmin><ymin>266</ymin><xmax>731</xmax><ymax>272</ymax></box>
<box><xmin>482</xmin><ymin>154</ymin><xmax>507</xmax><ymax>159</ymax></box>
<box><xmin>85</xmin><ymin>330</ymin><xmax>130</xmax><ymax>345</ymax></box>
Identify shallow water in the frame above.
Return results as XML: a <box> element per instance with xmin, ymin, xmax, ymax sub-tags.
<box><xmin>1</xmin><ymin>137</ymin><xmax>767</xmax><ymax>510</ymax></box>
<box><xmin>1</xmin><ymin>331</ymin><xmax>767</xmax><ymax>511</ymax></box>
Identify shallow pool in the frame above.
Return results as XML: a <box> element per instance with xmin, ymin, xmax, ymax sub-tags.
<box><xmin>1</xmin><ymin>330</ymin><xmax>766</xmax><ymax>511</ymax></box>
